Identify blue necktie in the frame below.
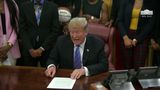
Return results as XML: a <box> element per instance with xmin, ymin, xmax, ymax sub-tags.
<box><xmin>35</xmin><ymin>6</ymin><xmax>41</xmax><ymax>25</ymax></box>
<box><xmin>74</xmin><ymin>45</ymin><xmax>82</xmax><ymax>69</ymax></box>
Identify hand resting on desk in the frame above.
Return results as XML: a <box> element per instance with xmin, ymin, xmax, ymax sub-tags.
<box><xmin>45</xmin><ymin>67</ymin><xmax>85</xmax><ymax>79</ymax></box>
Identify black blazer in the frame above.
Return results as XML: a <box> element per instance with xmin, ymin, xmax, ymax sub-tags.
<box><xmin>19</xmin><ymin>1</ymin><xmax>60</xmax><ymax>52</ymax></box>
<box><xmin>152</xmin><ymin>0</ymin><xmax>160</xmax><ymax>44</ymax></box>
<box><xmin>47</xmin><ymin>35</ymin><xmax>108</xmax><ymax>76</ymax></box>
<box><xmin>117</xmin><ymin>0</ymin><xmax>156</xmax><ymax>42</ymax></box>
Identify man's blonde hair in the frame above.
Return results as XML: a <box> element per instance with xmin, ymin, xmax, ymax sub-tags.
<box><xmin>68</xmin><ymin>17</ymin><xmax>88</xmax><ymax>31</ymax></box>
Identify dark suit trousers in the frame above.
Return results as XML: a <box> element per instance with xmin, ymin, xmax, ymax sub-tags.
<box><xmin>153</xmin><ymin>50</ymin><xmax>160</xmax><ymax>66</ymax></box>
<box><xmin>22</xmin><ymin>50</ymin><xmax>50</xmax><ymax>67</ymax></box>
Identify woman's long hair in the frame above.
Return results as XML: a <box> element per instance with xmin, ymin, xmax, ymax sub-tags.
<box><xmin>6</xmin><ymin>0</ymin><xmax>18</xmax><ymax>34</ymax></box>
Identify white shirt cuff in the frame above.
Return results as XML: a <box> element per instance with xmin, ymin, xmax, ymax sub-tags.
<box><xmin>84</xmin><ymin>66</ymin><xmax>89</xmax><ymax>76</ymax></box>
<box><xmin>47</xmin><ymin>64</ymin><xmax>55</xmax><ymax>68</ymax></box>
<box><xmin>40</xmin><ymin>46</ymin><xmax>45</xmax><ymax>51</ymax></box>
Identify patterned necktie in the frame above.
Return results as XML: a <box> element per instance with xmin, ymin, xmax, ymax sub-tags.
<box><xmin>74</xmin><ymin>45</ymin><xmax>82</xmax><ymax>69</ymax></box>
<box><xmin>35</xmin><ymin>5</ymin><xmax>41</xmax><ymax>25</ymax></box>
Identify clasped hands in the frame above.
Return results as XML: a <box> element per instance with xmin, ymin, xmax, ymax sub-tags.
<box><xmin>45</xmin><ymin>66</ymin><xmax>85</xmax><ymax>79</ymax></box>
<box><xmin>123</xmin><ymin>35</ymin><xmax>137</xmax><ymax>48</ymax></box>
<box><xmin>29</xmin><ymin>48</ymin><xmax>43</xmax><ymax>58</ymax></box>
<box><xmin>151</xmin><ymin>39</ymin><xmax>160</xmax><ymax>50</ymax></box>
<box><xmin>0</xmin><ymin>45</ymin><xmax>11</xmax><ymax>62</ymax></box>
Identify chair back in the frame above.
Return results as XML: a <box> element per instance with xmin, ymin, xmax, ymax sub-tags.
<box><xmin>87</xmin><ymin>23</ymin><xmax>116</xmax><ymax>70</ymax></box>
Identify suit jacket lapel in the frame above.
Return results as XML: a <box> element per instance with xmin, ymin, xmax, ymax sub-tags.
<box><xmin>28</xmin><ymin>2</ymin><xmax>38</xmax><ymax>27</ymax></box>
<box><xmin>69</xmin><ymin>40</ymin><xmax>74</xmax><ymax>68</ymax></box>
<box><xmin>83</xmin><ymin>36</ymin><xmax>91</xmax><ymax>65</ymax></box>
<box><xmin>66</xmin><ymin>36</ymin><xmax>74</xmax><ymax>68</ymax></box>
<box><xmin>38</xmin><ymin>1</ymin><xmax>47</xmax><ymax>26</ymax></box>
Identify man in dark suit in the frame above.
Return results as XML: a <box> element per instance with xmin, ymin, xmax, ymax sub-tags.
<box><xmin>151</xmin><ymin>0</ymin><xmax>160</xmax><ymax>66</ymax></box>
<box><xmin>19</xmin><ymin>0</ymin><xmax>60</xmax><ymax>67</ymax></box>
<box><xmin>45</xmin><ymin>17</ymin><xmax>108</xmax><ymax>79</ymax></box>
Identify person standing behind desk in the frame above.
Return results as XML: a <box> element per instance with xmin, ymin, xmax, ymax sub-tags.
<box><xmin>19</xmin><ymin>0</ymin><xmax>60</xmax><ymax>67</ymax></box>
<box><xmin>151</xmin><ymin>0</ymin><xmax>160</xmax><ymax>66</ymax></box>
<box><xmin>50</xmin><ymin>0</ymin><xmax>81</xmax><ymax>17</ymax></box>
<box><xmin>48</xmin><ymin>0</ymin><xmax>82</xmax><ymax>35</ymax></box>
<box><xmin>45</xmin><ymin>17</ymin><xmax>108</xmax><ymax>79</ymax></box>
<box><xmin>117</xmin><ymin>0</ymin><xmax>155</xmax><ymax>69</ymax></box>
<box><xmin>0</xmin><ymin>0</ymin><xmax>20</xmax><ymax>66</ymax></box>
<box><xmin>79</xmin><ymin>0</ymin><xmax>107</xmax><ymax>24</ymax></box>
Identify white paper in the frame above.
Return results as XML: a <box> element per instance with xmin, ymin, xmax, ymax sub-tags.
<box><xmin>47</xmin><ymin>77</ymin><xmax>76</xmax><ymax>89</ymax></box>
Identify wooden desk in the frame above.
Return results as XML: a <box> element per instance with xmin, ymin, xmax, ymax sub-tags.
<box><xmin>0</xmin><ymin>66</ymin><xmax>108</xmax><ymax>90</ymax></box>
<box><xmin>1</xmin><ymin>66</ymin><xmax>159</xmax><ymax>90</ymax></box>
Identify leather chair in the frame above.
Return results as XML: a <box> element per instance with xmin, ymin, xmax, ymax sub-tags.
<box><xmin>87</xmin><ymin>23</ymin><xmax>116</xmax><ymax>70</ymax></box>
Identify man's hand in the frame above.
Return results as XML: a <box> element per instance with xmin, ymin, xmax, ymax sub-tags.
<box><xmin>151</xmin><ymin>39</ymin><xmax>160</xmax><ymax>50</ymax></box>
<box><xmin>35</xmin><ymin>48</ymin><xmax>43</xmax><ymax>56</ymax></box>
<box><xmin>29</xmin><ymin>48</ymin><xmax>43</xmax><ymax>58</ymax></box>
<box><xmin>70</xmin><ymin>68</ymin><xmax>85</xmax><ymax>79</ymax></box>
<box><xmin>29</xmin><ymin>49</ymin><xmax>38</xmax><ymax>58</ymax></box>
<box><xmin>45</xmin><ymin>66</ymin><xmax>56</xmax><ymax>78</ymax></box>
